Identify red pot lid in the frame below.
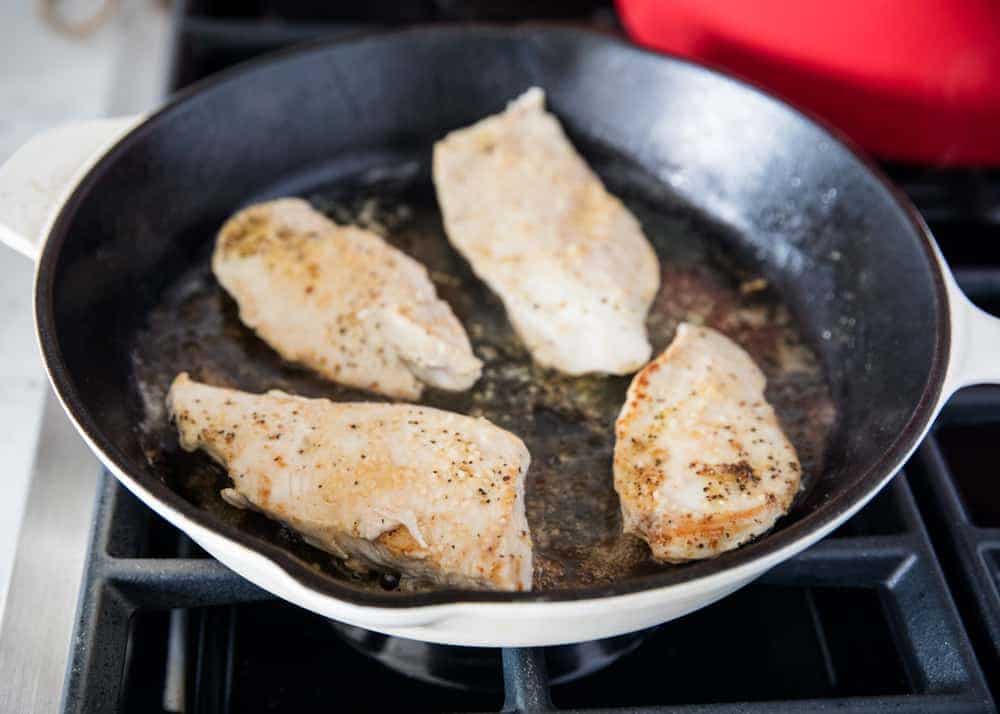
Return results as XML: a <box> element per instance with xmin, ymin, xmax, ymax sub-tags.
<box><xmin>617</xmin><ymin>0</ymin><xmax>1000</xmax><ymax>166</ymax></box>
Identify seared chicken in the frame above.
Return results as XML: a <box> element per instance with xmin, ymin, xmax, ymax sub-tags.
<box><xmin>167</xmin><ymin>373</ymin><xmax>532</xmax><ymax>591</ymax></box>
<box><xmin>432</xmin><ymin>87</ymin><xmax>660</xmax><ymax>376</ymax></box>
<box><xmin>614</xmin><ymin>324</ymin><xmax>801</xmax><ymax>562</ymax></box>
<box><xmin>213</xmin><ymin>198</ymin><xmax>481</xmax><ymax>400</ymax></box>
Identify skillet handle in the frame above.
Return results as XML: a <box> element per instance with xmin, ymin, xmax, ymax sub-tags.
<box><xmin>0</xmin><ymin>116</ymin><xmax>143</xmax><ymax>262</ymax></box>
<box><xmin>944</xmin><ymin>276</ymin><xmax>1000</xmax><ymax>392</ymax></box>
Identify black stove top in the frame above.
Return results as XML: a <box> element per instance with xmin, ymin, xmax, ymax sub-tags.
<box><xmin>66</xmin><ymin>475</ymin><xmax>994</xmax><ymax>713</ymax></box>
<box><xmin>60</xmin><ymin>2</ymin><xmax>1000</xmax><ymax>711</ymax></box>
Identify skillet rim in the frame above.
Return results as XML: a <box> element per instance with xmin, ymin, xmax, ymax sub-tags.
<box><xmin>34</xmin><ymin>25</ymin><xmax>950</xmax><ymax>608</ymax></box>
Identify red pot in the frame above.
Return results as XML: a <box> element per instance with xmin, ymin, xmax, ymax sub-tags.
<box><xmin>617</xmin><ymin>0</ymin><xmax>1000</xmax><ymax>166</ymax></box>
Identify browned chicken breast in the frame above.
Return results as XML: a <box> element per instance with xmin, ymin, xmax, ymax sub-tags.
<box><xmin>614</xmin><ymin>324</ymin><xmax>801</xmax><ymax>562</ymax></box>
<box><xmin>213</xmin><ymin>198</ymin><xmax>481</xmax><ymax>400</ymax></box>
<box><xmin>168</xmin><ymin>373</ymin><xmax>532</xmax><ymax>591</ymax></box>
<box><xmin>433</xmin><ymin>87</ymin><xmax>660</xmax><ymax>376</ymax></box>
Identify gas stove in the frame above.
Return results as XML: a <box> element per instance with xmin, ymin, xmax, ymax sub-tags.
<box><xmin>12</xmin><ymin>2</ymin><xmax>1000</xmax><ymax>712</ymax></box>
<box><xmin>61</xmin><ymin>474</ymin><xmax>993</xmax><ymax>713</ymax></box>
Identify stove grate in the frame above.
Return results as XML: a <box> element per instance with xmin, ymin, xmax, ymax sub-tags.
<box><xmin>60</xmin><ymin>474</ymin><xmax>993</xmax><ymax>713</ymax></box>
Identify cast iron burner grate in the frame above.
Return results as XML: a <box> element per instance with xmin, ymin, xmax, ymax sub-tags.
<box><xmin>57</xmin><ymin>2</ymin><xmax>1000</xmax><ymax>711</ymax></box>
<box><xmin>63</xmin><ymin>473</ymin><xmax>992</xmax><ymax>712</ymax></box>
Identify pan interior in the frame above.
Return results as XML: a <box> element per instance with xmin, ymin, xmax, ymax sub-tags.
<box><xmin>130</xmin><ymin>148</ymin><xmax>835</xmax><ymax>592</ymax></box>
<box><xmin>40</xmin><ymin>28</ymin><xmax>946</xmax><ymax>604</ymax></box>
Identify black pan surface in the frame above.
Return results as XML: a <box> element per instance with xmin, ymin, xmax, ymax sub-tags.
<box><xmin>131</xmin><ymin>155</ymin><xmax>835</xmax><ymax>592</ymax></box>
<box><xmin>36</xmin><ymin>27</ymin><xmax>948</xmax><ymax>605</ymax></box>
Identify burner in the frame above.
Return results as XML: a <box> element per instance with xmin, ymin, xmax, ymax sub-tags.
<box><xmin>328</xmin><ymin>621</ymin><xmax>649</xmax><ymax>690</ymax></box>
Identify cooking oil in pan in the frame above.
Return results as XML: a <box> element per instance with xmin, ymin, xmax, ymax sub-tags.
<box><xmin>132</xmin><ymin>159</ymin><xmax>835</xmax><ymax>592</ymax></box>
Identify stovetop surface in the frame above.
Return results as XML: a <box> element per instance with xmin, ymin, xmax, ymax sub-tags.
<box><xmin>59</xmin><ymin>2</ymin><xmax>1000</xmax><ymax>712</ymax></box>
<box><xmin>70</xmin><ymin>474</ymin><xmax>993</xmax><ymax>713</ymax></box>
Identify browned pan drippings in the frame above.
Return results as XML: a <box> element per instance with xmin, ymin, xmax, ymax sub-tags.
<box><xmin>132</xmin><ymin>159</ymin><xmax>835</xmax><ymax>593</ymax></box>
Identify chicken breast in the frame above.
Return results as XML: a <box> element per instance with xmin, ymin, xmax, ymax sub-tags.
<box><xmin>432</xmin><ymin>87</ymin><xmax>660</xmax><ymax>376</ymax></box>
<box><xmin>213</xmin><ymin>198</ymin><xmax>481</xmax><ymax>400</ymax></box>
<box><xmin>168</xmin><ymin>373</ymin><xmax>532</xmax><ymax>591</ymax></box>
<box><xmin>613</xmin><ymin>324</ymin><xmax>801</xmax><ymax>562</ymax></box>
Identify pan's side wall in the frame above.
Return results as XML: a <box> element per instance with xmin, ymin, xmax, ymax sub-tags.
<box><xmin>37</xmin><ymin>28</ymin><xmax>945</xmax><ymax>604</ymax></box>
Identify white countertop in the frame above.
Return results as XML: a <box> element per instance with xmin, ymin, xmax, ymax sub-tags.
<box><xmin>0</xmin><ymin>1</ymin><xmax>169</xmax><ymax>619</ymax></box>
<box><xmin>0</xmin><ymin>250</ymin><xmax>45</xmax><ymax>619</ymax></box>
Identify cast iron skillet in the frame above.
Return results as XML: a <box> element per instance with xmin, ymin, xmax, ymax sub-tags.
<box><xmin>8</xmin><ymin>26</ymin><xmax>998</xmax><ymax>644</ymax></box>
